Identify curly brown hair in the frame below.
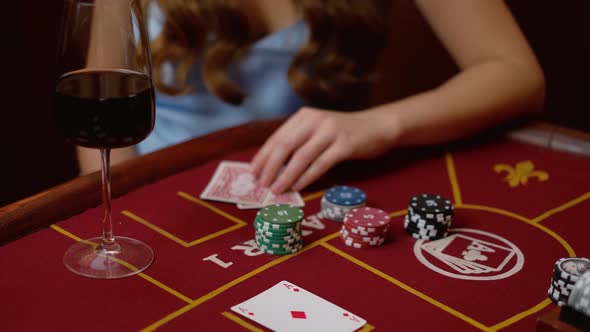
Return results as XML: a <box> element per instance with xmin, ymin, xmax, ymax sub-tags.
<box><xmin>148</xmin><ymin>0</ymin><xmax>389</xmax><ymax>110</ymax></box>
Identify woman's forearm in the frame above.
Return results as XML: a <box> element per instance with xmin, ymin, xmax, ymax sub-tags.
<box><xmin>370</xmin><ymin>57</ymin><xmax>545</xmax><ymax>148</ymax></box>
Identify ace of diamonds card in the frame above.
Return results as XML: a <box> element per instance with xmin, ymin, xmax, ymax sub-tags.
<box><xmin>231</xmin><ymin>281</ymin><xmax>367</xmax><ymax>331</ymax></box>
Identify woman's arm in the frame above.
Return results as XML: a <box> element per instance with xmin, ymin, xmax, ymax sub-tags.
<box><xmin>251</xmin><ymin>0</ymin><xmax>545</xmax><ymax>193</ymax></box>
<box><xmin>393</xmin><ymin>0</ymin><xmax>545</xmax><ymax>145</ymax></box>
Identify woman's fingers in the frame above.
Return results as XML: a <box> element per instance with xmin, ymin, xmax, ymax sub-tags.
<box><xmin>269</xmin><ymin>128</ymin><xmax>334</xmax><ymax>193</ymax></box>
<box><xmin>252</xmin><ymin>110</ymin><xmax>316</xmax><ymax>187</ymax></box>
<box><xmin>251</xmin><ymin>123</ymin><xmax>290</xmax><ymax>176</ymax></box>
<box><xmin>291</xmin><ymin>141</ymin><xmax>345</xmax><ymax>192</ymax></box>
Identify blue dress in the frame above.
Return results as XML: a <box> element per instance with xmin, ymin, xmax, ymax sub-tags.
<box><xmin>138</xmin><ymin>7</ymin><xmax>308</xmax><ymax>154</ymax></box>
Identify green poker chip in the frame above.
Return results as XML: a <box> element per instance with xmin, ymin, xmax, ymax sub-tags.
<box><xmin>255</xmin><ymin>231</ymin><xmax>302</xmax><ymax>243</ymax></box>
<box><xmin>253</xmin><ymin>204</ymin><xmax>305</xmax><ymax>256</ymax></box>
<box><xmin>254</xmin><ymin>215</ymin><xmax>302</xmax><ymax>231</ymax></box>
<box><xmin>254</xmin><ymin>226</ymin><xmax>301</xmax><ymax>236</ymax></box>
<box><xmin>254</xmin><ymin>229</ymin><xmax>302</xmax><ymax>240</ymax></box>
<box><xmin>256</xmin><ymin>235</ymin><xmax>302</xmax><ymax>246</ymax></box>
<box><xmin>254</xmin><ymin>227</ymin><xmax>301</xmax><ymax>238</ymax></box>
<box><xmin>261</xmin><ymin>249</ymin><xmax>301</xmax><ymax>256</ymax></box>
<box><xmin>256</xmin><ymin>238</ymin><xmax>303</xmax><ymax>250</ymax></box>
<box><xmin>257</xmin><ymin>243</ymin><xmax>303</xmax><ymax>255</ymax></box>
<box><xmin>258</xmin><ymin>204</ymin><xmax>304</xmax><ymax>225</ymax></box>
<box><xmin>254</xmin><ymin>229</ymin><xmax>302</xmax><ymax>241</ymax></box>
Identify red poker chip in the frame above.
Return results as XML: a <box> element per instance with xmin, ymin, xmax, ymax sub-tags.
<box><xmin>342</xmin><ymin>222</ymin><xmax>389</xmax><ymax>237</ymax></box>
<box><xmin>341</xmin><ymin>224</ymin><xmax>389</xmax><ymax>240</ymax></box>
<box><xmin>339</xmin><ymin>232</ymin><xmax>385</xmax><ymax>248</ymax></box>
<box><xmin>340</xmin><ymin>235</ymin><xmax>385</xmax><ymax>249</ymax></box>
<box><xmin>339</xmin><ymin>234</ymin><xmax>373</xmax><ymax>248</ymax></box>
<box><xmin>344</xmin><ymin>207</ymin><xmax>391</xmax><ymax>229</ymax></box>
<box><xmin>340</xmin><ymin>228</ymin><xmax>384</xmax><ymax>243</ymax></box>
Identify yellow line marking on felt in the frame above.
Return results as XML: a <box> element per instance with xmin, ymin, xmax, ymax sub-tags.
<box><xmin>122</xmin><ymin>211</ymin><xmax>190</xmax><ymax>247</ymax></box>
<box><xmin>50</xmin><ymin>224</ymin><xmax>85</xmax><ymax>243</ymax></box>
<box><xmin>221</xmin><ymin>311</ymin><xmax>264</xmax><ymax>332</ymax></box>
<box><xmin>489</xmin><ymin>298</ymin><xmax>552</xmax><ymax>331</ymax></box>
<box><xmin>124</xmin><ymin>210</ymin><xmax>247</xmax><ymax>247</ymax></box>
<box><xmin>303</xmin><ymin>190</ymin><xmax>325</xmax><ymax>201</ymax></box>
<box><xmin>358</xmin><ymin>323</ymin><xmax>376</xmax><ymax>331</ymax></box>
<box><xmin>389</xmin><ymin>209</ymin><xmax>407</xmax><ymax>218</ymax></box>
<box><xmin>50</xmin><ymin>225</ymin><xmax>192</xmax><ymax>304</ymax></box>
<box><xmin>460</xmin><ymin>204</ymin><xmax>575</xmax><ymax>257</ymax></box>
<box><xmin>177</xmin><ymin>191</ymin><xmax>248</xmax><ymax>227</ymax></box>
<box><xmin>123</xmin><ymin>192</ymin><xmax>250</xmax><ymax>248</ymax></box>
<box><xmin>187</xmin><ymin>223</ymin><xmax>247</xmax><ymax>246</ymax></box>
<box><xmin>138</xmin><ymin>274</ymin><xmax>193</xmax><ymax>304</ymax></box>
<box><xmin>141</xmin><ymin>232</ymin><xmax>341</xmax><ymax>332</ymax></box>
<box><xmin>320</xmin><ymin>243</ymin><xmax>491</xmax><ymax>332</ymax></box>
<box><xmin>531</xmin><ymin>191</ymin><xmax>590</xmax><ymax>224</ymax></box>
<box><xmin>445</xmin><ymin>153</ymin><xmax>463</xmax><ymax>206</ymax></box>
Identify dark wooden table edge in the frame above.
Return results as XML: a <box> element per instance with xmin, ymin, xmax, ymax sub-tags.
<box><xmin>536</xmin><ymin>307</ymin><xmax>582</xmax><ymax>332</ymax></box>
<box><xmin>0</xmin><ymin>120</ymin><xmax>588</xmax><ymax>245</ymax></box>
<box><xmin>508</xmin><ymin>122</ymin><xmax>590</xmax><ymax>157</ymax></box>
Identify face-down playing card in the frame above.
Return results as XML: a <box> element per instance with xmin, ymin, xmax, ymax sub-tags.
<box><xmin>200</xmin><ymin>161</ymin><xmax>269</xmax><ymax>205</ymax></box>
<box><xmin>200</xmin><ymin>161</ymin><xmax>304</xmax><ymax>208</ymax></box>
<box><xmin>231</xmin><ymin>280</ymin><xmax>367</xmax><ymax>332</ymax></box>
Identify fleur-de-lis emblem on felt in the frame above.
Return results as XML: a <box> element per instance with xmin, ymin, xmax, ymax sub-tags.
<box><xmin>493</xmin><ymin>160</ymin><xmax>549</xmax><ymax>187</ymax></box>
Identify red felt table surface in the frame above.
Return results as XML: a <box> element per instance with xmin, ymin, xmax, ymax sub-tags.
<box><xmin>1</xmin><ymin>138</ymin><xmax>589</xmax><ymax>332</ymax></box>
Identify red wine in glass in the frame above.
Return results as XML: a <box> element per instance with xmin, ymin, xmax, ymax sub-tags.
<box><xmin>55</xmin><ymin>69</ymin><xmax>154</xmax><ymax>148</ymax></box>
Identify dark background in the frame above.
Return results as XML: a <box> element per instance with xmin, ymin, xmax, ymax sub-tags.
<box><xmin>2</xmin><ymin>0</ymin><xmax>589</xmax><ymax>206</ymax></box>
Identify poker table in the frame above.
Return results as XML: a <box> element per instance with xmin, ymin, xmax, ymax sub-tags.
<box><xmin>1</xmin><ymin>120</ymin><xmax>589</xmax><ymax>332</ymax></box>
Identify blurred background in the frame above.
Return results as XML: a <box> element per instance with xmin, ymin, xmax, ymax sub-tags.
<box><xmin>2</xmin><ymin>0</ymin><xmax>589</xmax><ymax>206</ymax></box>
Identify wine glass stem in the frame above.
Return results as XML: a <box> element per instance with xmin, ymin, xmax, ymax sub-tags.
<box><xmin>99</xmin><ymin>148</ymin><xmax>118</xmax><ymax>252</ymax></box>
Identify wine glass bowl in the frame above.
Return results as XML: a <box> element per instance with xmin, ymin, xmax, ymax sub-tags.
<box><xmin>55</xmin><ymin>0</ymin><xmax>155</xmax><ymax>279</ymax></box>
<box><xmin>54</xmin><ymin>69</ymin><xmax>154</xmax><ymax>149</ymax></box>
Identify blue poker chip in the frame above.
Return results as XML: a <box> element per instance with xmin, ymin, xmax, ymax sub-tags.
<box><xmin>324</xmin><ymin>186</ymin><xmax>366</xmax><ymax>206</ymax></box>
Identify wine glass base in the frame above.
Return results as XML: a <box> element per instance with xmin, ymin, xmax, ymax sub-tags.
<box><xmin>64</xmin><ymin>236</ymin><xmax>154</xmax><ymax>279</ymax></box>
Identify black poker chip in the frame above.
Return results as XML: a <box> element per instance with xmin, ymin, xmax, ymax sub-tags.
<box><xmin>547</xmin><ymin>257</ymin><xmax>590</xmax><ymax>306</ymax></box>
<box><xmin>554</xmin><ymin>257</ymin><xmax>590</xmax><ymax>280</ymax></box>
<box><xmin>404</xmin><ymin>194</ymin><xmax>454</xmax><ymax>242</ymax></box>
<box><xmin>404</xmin><ymin>225</ymin><xmax>447</xmax><ymax>238</ymax></box>
<box><xmin>409</xmin><ymin>194</ymin><xmax>454</xmax><ymax>215</ymax></box>
<box><xmin>405</xmin><ymin>216</ymin><xmax>450</xmax><ymax>231</ymax></box>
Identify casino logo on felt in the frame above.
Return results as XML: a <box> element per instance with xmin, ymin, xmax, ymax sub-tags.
<box><xmin>414</xmin><ymin>228</ymin><xmax>524</xmax><ymax>281</ymax></box>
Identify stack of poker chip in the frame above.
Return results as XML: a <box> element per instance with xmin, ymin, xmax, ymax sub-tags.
<box><xmin>321</xmin><ymin>186</ymin><xmax>366</xmax><ymax>222</ymax></box>
<box><xmin>254</xmin><ymin>204</ymin><xmax>304</xmax><ymax>256</ymax></box>
<box><xmin>340</xmin><ymin>207</ymin><xmax>390</xmax><ymax>248</ymax></box>
<box><xmin>404</xmin><ymin>194</ymin><xmax>453</xmax><ymax>241</ymax></box>
<box><xmin>548</xmin><ymin>257</ymin><xmax>590</xmax><ymax>306</ymax></box>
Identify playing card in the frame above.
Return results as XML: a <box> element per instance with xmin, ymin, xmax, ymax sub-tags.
<box><xmin>200</xmin><ymin>161</ymin><xmax>269</xmax><ymax>205</ymax></box>
<box><xmin>237</xmin><ymin>191</ymin><xmax>305</xmax><ymax>210</ymax></box>
<box><xmin>263</xmin><ymin>191</ymin><xmax>305</xmax><ymax>206</ymax></box>
<box><xmin>231</xmin><ymin>280</ymin><xmax>367</xmax><ymax>332</ymax></box>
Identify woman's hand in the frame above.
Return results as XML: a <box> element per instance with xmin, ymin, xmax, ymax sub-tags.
<box><xmin>251</xmin><ymin>106</ymin><xmax>398</xmax><ymax>194</ymax></box>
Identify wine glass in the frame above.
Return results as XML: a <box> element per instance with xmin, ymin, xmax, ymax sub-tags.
<box><xmin>54</xmin><ymin>0</ymin><xmax>155</xmax><ymax>278</ymax></box>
